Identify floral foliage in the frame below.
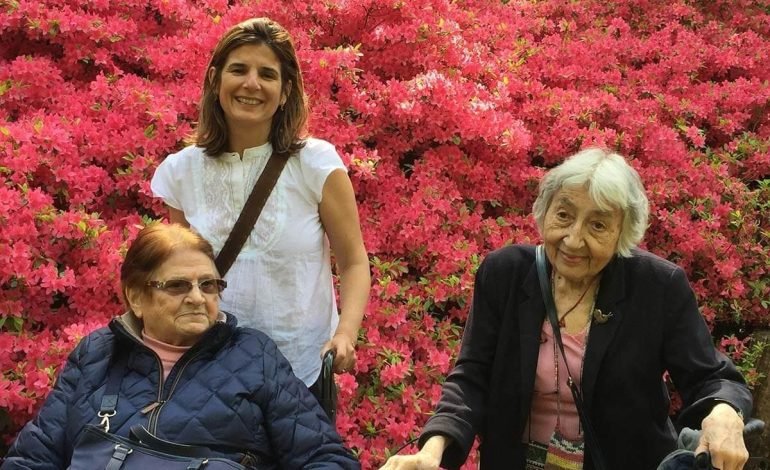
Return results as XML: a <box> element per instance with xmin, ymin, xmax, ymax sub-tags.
<box><xmin>1</xmin><ymin>0</ymin><xmax>769</xmax><ymax>466</ymax></box>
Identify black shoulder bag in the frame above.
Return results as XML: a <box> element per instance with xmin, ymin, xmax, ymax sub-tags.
<box><xmin>535</xmin><ymin>245</ymin><xmax>608</xmax><ymax>470</ymax></box>
<box><xmin>68</xmin><ymin>347</ymin><xmax>248</xmax><ymax>470</ymax></box>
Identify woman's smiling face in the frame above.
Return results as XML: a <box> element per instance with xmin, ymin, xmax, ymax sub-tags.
<box><xmin>211</xmin><ymin>43</ymin><xmax>289</xmax><ymax>143</ymax></box>
<box><xmin>543</xmin><ymin>185</ymin><xmax>623</xmax><ymax>285</ymax></box>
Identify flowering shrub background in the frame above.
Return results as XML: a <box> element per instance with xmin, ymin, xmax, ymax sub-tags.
<box><xmin>1</xmin><ymin>0</ymin><xmax>769</xmax><ymax>466</ymax></box>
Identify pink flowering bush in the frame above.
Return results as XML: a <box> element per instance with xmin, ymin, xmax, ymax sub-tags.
<box><xmin>1</xmin><ymin>0</ymin><xmax>769</xmax><ymax>466</ymax></box>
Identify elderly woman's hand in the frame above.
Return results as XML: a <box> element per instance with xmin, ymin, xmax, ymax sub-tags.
<box><xmin>694</xmin><ymin>403</ymin><xmax>748</xmax><ymax>470</ymax></box>
<box><xmin>378</xmin><ymin>436</ymin><xmax>446</xmax><ymax>470</ymax></box>
<box><xmin>378</xmin><ymin>453</ymin><xmax>440</xmax><ymax>470</ymax></box>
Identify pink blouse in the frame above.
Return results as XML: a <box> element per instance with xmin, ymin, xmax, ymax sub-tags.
<box><xmin>523</xmin><ymin>320</ymin><xmax>589</xmax><ymax>443</ymax></box>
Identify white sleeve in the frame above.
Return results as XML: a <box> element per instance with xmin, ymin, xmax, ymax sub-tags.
<box><xmin>299</xmin><ymin>139</ymin><xmax>347</xmax><ymax>203</ymax></box>
<box><xmin>150</xmin><ymin>152</ymin><xmax>185</xmax><ymax>210</ymax></box>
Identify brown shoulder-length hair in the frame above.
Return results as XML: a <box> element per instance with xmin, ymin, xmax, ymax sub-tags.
<box><xmin>194</xmin><ymin>17</ymin><xmax>308</xmax><ymax>158</ymax></box>
<box><xmin>120</xmin><ymin>223</ymin><xmax>216</xmax><ymax>307</ymax></box>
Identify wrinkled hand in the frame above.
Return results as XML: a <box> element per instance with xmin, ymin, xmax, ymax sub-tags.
<box><xmin>322</xmin><ymin>333</ymin><xmax>356</xmax><ymax>374</ymax></box>
<box><xmin>378</xmin><ymin>453</ymin><xmax>440</xmax><ymax>470</ymax></box>
<box><xmin>379</xmin><ymin>436</ymin><xmax>446</xmax><ymax>470</ymax></box>
<box><xmin>695</xmin><ymin>403</ymin><xmax>748</xmax><ymax>470</ymax></box>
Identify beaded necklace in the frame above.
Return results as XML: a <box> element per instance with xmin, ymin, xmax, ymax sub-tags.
<box><xmin>553</xmin><ymin>295</ymin><xmax>595</xmax><ymax>436</ymax></box>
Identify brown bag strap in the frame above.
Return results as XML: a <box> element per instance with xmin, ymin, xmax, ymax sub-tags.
<box><xmin>215</xmin><ymin>153</ymin><xmax>288</xmax><ymax>276</ymax></box>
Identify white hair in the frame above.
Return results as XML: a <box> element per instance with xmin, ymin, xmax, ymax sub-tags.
<box><xmin>532</xmin><ymin>148</ymin><xmax>650</xmax><ymax>257</ymax></box>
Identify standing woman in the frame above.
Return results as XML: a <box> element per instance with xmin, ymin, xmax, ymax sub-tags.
<box><xmin>380</xmin><ymin>148</ymin><xmax>751</xmax><ymax>470</ymax></box>
<box><xmin>151</xmin><ymin>18</ymin><xmax>370</xmax><ymax>400</ymax></box>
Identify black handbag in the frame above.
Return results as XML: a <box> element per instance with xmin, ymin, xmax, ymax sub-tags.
<box><xmin>68</xmin><ymin>347</ymin><xmax>249</xmax><ymax>470</ymax></box>
<box><xmin>68</xmin><ymin>424</ymin><xmax>246</xmax><ymax>470</ymax></box>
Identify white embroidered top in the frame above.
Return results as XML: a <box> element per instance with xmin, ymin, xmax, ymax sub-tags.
<box><xmin>150</xmin><ymin>138</ymin><xmax>345</xmax><ymax>385</ymax></box>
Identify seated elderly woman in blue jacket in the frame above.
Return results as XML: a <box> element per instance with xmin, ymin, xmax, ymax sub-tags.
<box><xmin>2</xmin><ymin>223</ymin><xmax>359</xmax><ymax>469</ymax></box>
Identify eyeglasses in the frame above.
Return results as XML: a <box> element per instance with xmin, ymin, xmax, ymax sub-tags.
<box><xmin>146</xmin><ymin>279</ymin><xmax>227</xmax><ymax>295</ymax></box>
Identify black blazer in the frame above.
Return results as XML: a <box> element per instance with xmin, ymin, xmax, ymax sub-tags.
<box><xmin>420</xmin><ymin>245</ymin><xmax>751</xmax><ymax>470</ymax></box>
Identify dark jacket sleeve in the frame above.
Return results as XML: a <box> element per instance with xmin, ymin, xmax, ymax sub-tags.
<box><xmin>257</xmin><ymin>337</ymin><xmax>360</xmax><ymax>470</ymax></box>
<box><xmin>1</xmin><ymin>337</ymin><xmax>90</xmax><ymax>469</ymax></box>
<box><xmin>419</xmin><ymin>249</ymin><xmax>512</xmax><ymax>469</ymax></box>
<box><xmin>661</xmin><ymin>265</ymin><xmax>752</xmax><ymax>427</ymax></box>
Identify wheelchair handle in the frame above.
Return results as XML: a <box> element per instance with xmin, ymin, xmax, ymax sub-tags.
<box><xmin>322</xmin><ymin>349</ymin><xmax>335</xmax><ymax>376</ymax></box>
<box><xmin>743</xmin><ymin>418</ymin><xmax>765</xmax><ymax>436</ymax></box>
<box><xmin>320</xmin><ymin>350</ymin><xmax>337</xmax><ymax>423</ymax></box>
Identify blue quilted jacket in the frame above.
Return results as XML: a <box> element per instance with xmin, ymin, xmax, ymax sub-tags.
<box><xmin>2</xmin><ymin>312</ymin><xmax>360</xmax><ymax>469</ymax></box>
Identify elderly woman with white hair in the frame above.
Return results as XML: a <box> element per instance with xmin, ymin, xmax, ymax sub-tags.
<box><xmin>381</xmin><ymin>148</ymin><xmax>752</xmax><ymax>470</ymax></box>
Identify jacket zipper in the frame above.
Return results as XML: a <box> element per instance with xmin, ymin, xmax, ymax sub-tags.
<box><xmin>147</xmin><ymin>352</ymin><xmax>202</xmax><ymax>433</ymax></box>
<box><xmin>112</xmin><ymin>316</ymin><xmax>221</xmax><ymax>434</ymax></box>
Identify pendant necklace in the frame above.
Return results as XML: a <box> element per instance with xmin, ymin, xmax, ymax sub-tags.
<box><xmin>551</xmin><ymin>271</ymin><xmax>597</xmax><ymax>328</ymax></box>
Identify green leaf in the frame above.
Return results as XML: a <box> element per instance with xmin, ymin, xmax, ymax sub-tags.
<box><xmin>0</xmin><ymin>80</ymin><xmax>12</xmax><ymax>97</ymax></box>
<box><xmin>0</xmin><ymin>316</ymin><xmax>24</xmax><ymax>332</ymax></box>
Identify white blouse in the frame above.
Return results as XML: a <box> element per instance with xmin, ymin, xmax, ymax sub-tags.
<box><xmin>151</xmin><ymin>138</ymin><xmax>346</xmax><ymax>385</ymax></box>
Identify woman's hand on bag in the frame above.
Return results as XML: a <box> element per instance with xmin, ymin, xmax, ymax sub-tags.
<box><xmin>695</xmin><ymin>403</ymin><xmax>748</xmax><ymax>470</ymax></box>
<box><xmin>379</xmin><ymin>436</ymin><xmax>446</xmax><ymax>470</ymax></box>
<box><xmin>322</xmin><ymin>332</ymin><xmax>356</xmax><ymax>374</ymax></box>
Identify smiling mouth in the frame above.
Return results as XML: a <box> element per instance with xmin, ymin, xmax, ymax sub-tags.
<box><xmin>560</xmin><ymin>251</ymin><xmax>585</xmax><ymax>262</ymax></box>
<box><xmin>235</xmin><ymin>97</ymin><xmax>261</xmax><ymax>105</ymax></box>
